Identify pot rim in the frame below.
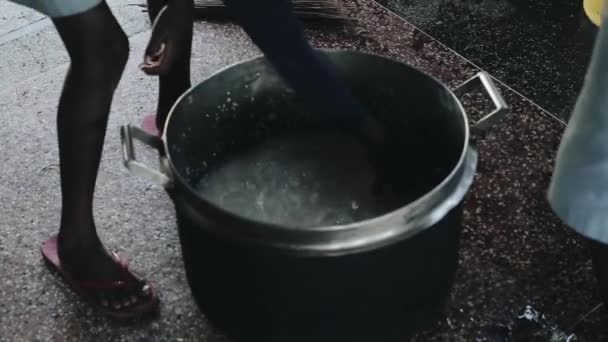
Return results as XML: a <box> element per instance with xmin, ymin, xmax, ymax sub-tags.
<box><xmin>161</xmin><ymin>49</ymin><xmax>478</xmax><ymax>255</ymax></box>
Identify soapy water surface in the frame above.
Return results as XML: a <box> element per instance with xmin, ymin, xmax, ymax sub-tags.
<box><xmin>196</xmin><ymin>130</ymin><xmax>404</xmax><ymax>227</ymax></box>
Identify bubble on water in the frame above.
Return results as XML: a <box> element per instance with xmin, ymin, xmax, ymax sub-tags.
<box><xmin>256</xmin><ymin>192</ymin><xmax>265</xmax><ymax>209</ymax></box>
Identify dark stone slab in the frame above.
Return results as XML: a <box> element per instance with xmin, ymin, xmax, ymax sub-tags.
<box><xmin>374</xmin><ymin>0</ymin><xmax>598</xmax><ymax>121</ymax></box>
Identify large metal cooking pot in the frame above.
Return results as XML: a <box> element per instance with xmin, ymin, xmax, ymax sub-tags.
<box><xmin>121</xmin><ymin>50</ymin><xmax>507</xmax><ymax>341</ymax></box>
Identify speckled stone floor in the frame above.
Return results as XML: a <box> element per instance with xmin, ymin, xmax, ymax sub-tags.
<box><xmin>376</xmin><ymin>0</ymin><xmax>599</xmax><ymax>122</ymax></box>
<box><xmin>0</xmin><ymin>0</ymin><xmax>606</xmax><ymax>341</ymax></box>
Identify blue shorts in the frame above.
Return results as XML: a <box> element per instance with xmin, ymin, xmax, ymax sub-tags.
<box><xmin>7</xmin><ymin>0</ymin><xmax>102</xmax><ymax>18</ymax></box>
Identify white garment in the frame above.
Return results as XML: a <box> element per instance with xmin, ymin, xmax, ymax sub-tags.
<box><xmin>548</xmin><ymin>6</ymin><xmax>608</xmax><ymax>243</ymax></box>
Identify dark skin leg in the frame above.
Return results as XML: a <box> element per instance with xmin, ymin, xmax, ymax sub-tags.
<box><xmin>590</xmin><ymin>239</ymin><xmax>608</xmax><ymax>304</ymax></box>
<box><xmin>146</xmin><ymin>0</ymin><xmax>193</xmax><ymax>130</ymax></box>
<box><xmin>53</xmin><ymin>2</ymin><xmax>152</xmax><ymax>308</ymax></box>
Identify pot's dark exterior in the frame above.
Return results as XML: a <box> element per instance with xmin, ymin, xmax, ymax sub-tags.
<box><xmin>121</xmin><ymin>50</ymin><xmax>507</xmax><ymax>342</ymax></box>
<box><xmin>173</xmin><ymin>195</ymin><xmax>462</xmax><ymax>342</ymax></box>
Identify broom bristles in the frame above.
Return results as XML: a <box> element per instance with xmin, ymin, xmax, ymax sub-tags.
<box><xmin>193</xmin><ymin>0</ymin><xmax>353</xmax><ymax>21</ymax></box>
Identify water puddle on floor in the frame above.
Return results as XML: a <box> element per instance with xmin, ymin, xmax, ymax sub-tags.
<box><xmin>475</xmin><ymin>303</ymin><xmax>606</xmax><ymax>341</ymax></box>
<box><xmin>509</xmin><ymin>306</ymin><xmax>576</xmax><ymax>342</ymax></box>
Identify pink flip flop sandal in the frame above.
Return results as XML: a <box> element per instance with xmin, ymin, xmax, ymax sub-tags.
<box><xmin>141</xmin><ymin>114</ymin><xmax>160</xmax><ymax>137</ymax></box>
<box><xmin>41</xmin><ymin>236</ymin><xmax>160</xmax><ymax>320</ymax></box>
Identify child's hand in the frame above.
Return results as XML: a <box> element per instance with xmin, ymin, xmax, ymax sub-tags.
<box><xmin>141</xmin><ymin>2</ymin><xmax>192</xmax><ymax>75</ymax></box>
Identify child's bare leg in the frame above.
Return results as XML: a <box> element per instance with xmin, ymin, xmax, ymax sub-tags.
<box><xmin>52</xmin><ymin>2</ymin><xmax>155</xmax><ymax>311</ymax></box>
<box><xmin>147</xmin><ymin>0</ymin><xmax>193</xmax><ymax>131</ymax></box>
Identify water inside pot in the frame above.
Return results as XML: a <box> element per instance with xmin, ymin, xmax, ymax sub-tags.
<box><xmin>195</xmin><ymin>128</ymin><xmax>409</xmax><ymax>227</ymax></box>
<box><xmin>167</xmin><ymin>52</ymin><xmax>469</xmax><ymax>230</ymax></box>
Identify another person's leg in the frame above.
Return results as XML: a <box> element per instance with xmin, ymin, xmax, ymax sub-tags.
<box><xmin>145</xmin><ymin>0</ymin><xmax>193</xmax><ymax>132</ymax></box>
<box><xmin>591</xmin><ymin>240</ymin><xmax>608</xmax><ymax>303</ymax></box>
<box><xmin>45</xmin><ymin>2</ymin><xmax>157</xmax><ymax>316</ymax></box>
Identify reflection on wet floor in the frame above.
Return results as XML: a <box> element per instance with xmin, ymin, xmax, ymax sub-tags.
<box><xmin>511</xmin><ymin>305</ymin><xmax>575</xmax><ymax>341</ymax></box>
<box><xmin>476</xmin><ymin>303</ymin><xmax>601</xmax><ymax>341</ymax></box>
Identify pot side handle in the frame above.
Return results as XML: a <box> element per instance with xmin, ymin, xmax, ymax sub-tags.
<box><xmin>453</xmin><ymin>71</ymin><xmax>509</xmax><ymax>135</ymax></box>
<box><xmin>120</xmin><ymin>125</ymin><xmax>173</xmax><ymax>188</ymax></box>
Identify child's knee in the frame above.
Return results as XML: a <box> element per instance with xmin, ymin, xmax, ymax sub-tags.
<box><xmin>72</xmin><ymin>31</ymin><xmax>129</xmax><ymax>87</ymax></box>
<box><xmin>112</xmin><ymin>31</ymin><xmax>130</xmax><ymax>69</ymax></box>
<box><xmin>102</xmin><ymin>32</ymin><xmax>130</xmax><ymax>83</ymax></box>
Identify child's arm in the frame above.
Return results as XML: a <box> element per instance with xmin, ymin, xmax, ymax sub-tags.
<box><xmin>223</xmin><ymin>0</ymin><xmax>363</xmax><ymax>117</ymax></box>
<box><xmin>224</xmin><ymin>0</ymin><xmax>384</xmax><ymax>145</ymax></box>
<box><xmin>141</xmin><ymin>0</ymin><xmax>194</xmax><ymax>75</ymax></box>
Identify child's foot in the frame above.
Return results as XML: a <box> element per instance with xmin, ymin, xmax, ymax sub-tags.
<box><xmin>41</xmin><ymin>235</ymin><xmax>159</xmax><ymax>320</ymax></box>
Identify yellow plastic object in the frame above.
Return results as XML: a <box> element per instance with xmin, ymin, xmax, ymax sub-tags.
<box><xmin>584</xmin><ymin>0</ymin><xmax>604</xmax><ymax>26</ymax></box>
